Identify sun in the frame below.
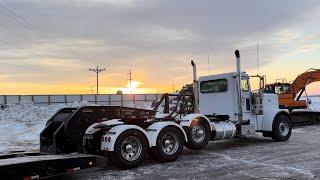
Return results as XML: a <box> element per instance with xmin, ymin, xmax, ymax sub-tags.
<box><xmin>121</xmin><ymin>80</ymin><xmax>142</xmax><ymax>94</ymax></box>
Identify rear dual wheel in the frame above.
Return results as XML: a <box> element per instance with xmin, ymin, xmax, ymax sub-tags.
<box><xmin>106</xmin><ymin>129</ymin><xmax>148</xmax><ymax>169</ymax></box>
<box><xmin>149</xmin><ymin>126</ymin><xmax>184</xmax><ymax>162</ymax></box>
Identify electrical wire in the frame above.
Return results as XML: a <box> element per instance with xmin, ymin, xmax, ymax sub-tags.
<box><xmin>0</xmin><ymin>0</ymin><xmax>91</xmax><ymax>60</ymax></box>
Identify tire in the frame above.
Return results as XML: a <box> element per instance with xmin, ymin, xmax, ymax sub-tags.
<box><xmin>106</xmin><ymin>129</ymin><xmax>148</xmax><ymax>169</ymax></box>
<box><xmin>184</xmin><ymin>118</ymin><xmax>210</xmax><ymax>150</ymax></box>
<box><xmin>149</xmin><ymin>126</ymin><xmax>184</xmax><ymax>163</ymax></box>
<box><xmin>272</xmin><ymin>114</ymin><xmax>292</xmax><ymax>141</ymax></box>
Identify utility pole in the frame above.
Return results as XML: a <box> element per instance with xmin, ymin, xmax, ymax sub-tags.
<box><xmin>128</xmin><ymin>70</ymin><xmax>133</xmax><ymax>94</ymax></box>
<box><xmin>89</xmin><ymin>66</ymin><xmax>106</xmax><ymax>94</ymax></box>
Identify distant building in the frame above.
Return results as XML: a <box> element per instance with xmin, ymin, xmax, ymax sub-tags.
<box><xmin>116</xmin><ymin>90</ymin><xmax>123</xmax><ymax>95</ymax></box>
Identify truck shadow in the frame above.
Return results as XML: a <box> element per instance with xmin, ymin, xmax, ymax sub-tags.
<box><xmin>53</xmin><ymin>136</ymin><xmax>276</xmax><ymax>179</ymax></box>
<box><xmin>182</xmin><ymin>136</ymin><xmax>274</xmax><ymax>157</ymax></box>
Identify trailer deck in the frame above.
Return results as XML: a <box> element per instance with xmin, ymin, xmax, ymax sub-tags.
<box><xmin>0</xmin><ymin>151</ymin><xmax>106</xmax><ymax>179</ymax></box>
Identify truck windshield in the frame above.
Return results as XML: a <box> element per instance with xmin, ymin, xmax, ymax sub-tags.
<box><xmin>200</xmin><ymin>79</ymin><xmax>228</xmax><ymax>93</ymax></box>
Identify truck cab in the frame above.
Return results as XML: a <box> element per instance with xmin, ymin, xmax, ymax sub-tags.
<box><xmin>189</xmin><ymin>50</ymin><xmax>292</xmax><ymax>143</ymax></box>
<box><xmin>198</xmin><ymin>71</ymin><xmax>289</xmax><ymax>134</ymax></box>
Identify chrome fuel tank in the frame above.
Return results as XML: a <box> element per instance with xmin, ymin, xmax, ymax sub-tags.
<box><xmin>210</xmin><ymin>121</ymin><xmax>237</xmax><ymax>140</ymax></box>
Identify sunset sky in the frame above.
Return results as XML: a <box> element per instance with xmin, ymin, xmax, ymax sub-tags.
<box><xmin>0</xmin><ymin>0</ymin><xmax>320</xmax><ymax>95</ymax></box>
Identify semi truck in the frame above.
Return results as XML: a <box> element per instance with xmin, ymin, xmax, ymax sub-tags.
<box><xmin>63</xmin><ymin>50</ymin><xmax>292</xmax><ymax>168</ymax></box>
<box><xmin>0</xmin><ymin>50</ymin><xmax>294</xmax><ymax>179</ymax></box>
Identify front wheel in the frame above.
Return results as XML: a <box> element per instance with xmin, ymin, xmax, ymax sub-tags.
<box><xmin>272</xmin><ymin>114</ymin><xmax>292</xmax><ymax>141</ymax></box>
<box><xmin>106</xmin><ymin>129</ymin><xmax>148</xmax><ymax>169</ymax></box>
<box><xmin>149</xmin><ymin>126</ymin><xmax>184</xmax><ymax>163</ymax></box>
<box><xmin>184</xmin><ymin>118</ymin><xmax>210</xmax><ymax>150</ymax></box>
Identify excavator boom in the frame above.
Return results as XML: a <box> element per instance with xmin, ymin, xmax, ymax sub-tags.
<box><xmin>290</xmin><ymin>68</ymin><xmax>320</xmax><ymax>100</ymax></box>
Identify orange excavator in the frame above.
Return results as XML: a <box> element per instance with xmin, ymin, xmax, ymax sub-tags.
<box><xmin>265</xmin><ymin>68</ymin><xmax>320</xmax><ymax>110</ymax></box>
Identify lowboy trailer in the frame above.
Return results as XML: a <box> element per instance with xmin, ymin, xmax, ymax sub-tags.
<box><xmin>2</xmin><ymin>50</ymin><xmax>316</xmax><ymax>178</ymax></box>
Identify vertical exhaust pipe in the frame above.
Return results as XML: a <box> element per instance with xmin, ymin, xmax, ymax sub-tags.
<box><xmin>235</xmin><ymin>50</ymin><xmax>243</xmax><ymax>123</ymax></box>
<box><xmin>191</xmin><ymin>60</ymin><xmax>200</xmax><ymax>113</ymax></box>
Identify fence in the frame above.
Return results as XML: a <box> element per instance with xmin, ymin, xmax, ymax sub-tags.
<box><xmin>0</xmin><ymin>94</ymin><xmax>162</xmax><ymax>106</ymax></box>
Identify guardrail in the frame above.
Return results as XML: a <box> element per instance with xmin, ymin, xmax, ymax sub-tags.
<box><xmin>0</xmin><ymin>94</ymin><xmax>162</xmax><ymax>106</ymax></box>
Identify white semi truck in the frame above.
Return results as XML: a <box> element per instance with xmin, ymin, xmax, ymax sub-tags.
<box><xmin>80</xmin><ymin>50</ymin><xmax>292</xmax><ymax>168</ymax></box>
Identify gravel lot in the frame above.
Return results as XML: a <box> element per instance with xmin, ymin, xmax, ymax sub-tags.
<box><xmin>64</xmin><ymin>125</ymin><xmax>320</xmax><ymax>180</ymax></box>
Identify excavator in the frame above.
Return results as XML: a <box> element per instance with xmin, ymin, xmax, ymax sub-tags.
<box><xmin>264</xmin><ymin>68</ymin><xmax>320</xmax><ymax>126</ymax></box>
<box><xmin>265</xmin><ymin>68</ymin><xmax>320</xmax><ymax>110</ymax></box>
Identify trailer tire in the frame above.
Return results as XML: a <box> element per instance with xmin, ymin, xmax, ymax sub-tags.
<box><xmin>184</xmin><ymin>118</ymin><xmax>210</xmax><ymax>150</ymax></box>
<box><xmin>272</xmin><ymin>114</ymin><xmax>292</xmax><ymax>141</ymax></box>
<box><xmin>149</xmin><ymin>126</ymin><xmax>184</xmax><ymax>163</ymax></box>
<box><xmin>106</xmin><ymin>129</ymin><xmax>148</xmax><ymax>169</ymax></box>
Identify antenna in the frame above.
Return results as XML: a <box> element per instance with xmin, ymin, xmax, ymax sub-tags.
<box><xmin>256</xmin><ymin>42</ymin><xmax>259</xmax><ymax>75</ymax></box>
<box><xmin>208</xmin><ymin>53</ymin><xmax>211</xmax><ymax>74</ymax></box>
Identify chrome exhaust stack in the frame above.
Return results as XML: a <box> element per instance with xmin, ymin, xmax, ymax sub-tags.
<box><xmin>191</xmin><ymin>60</ymin><xmax>199</xmax><ymax>113</ymax></box>
<box><xmin>235</xmin><ymin>50</ymin><xmax>243</xmax><ymax>123</ymax></box>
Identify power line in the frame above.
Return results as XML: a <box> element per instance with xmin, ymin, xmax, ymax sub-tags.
<box><xmin>89</xmin><ymin>66</ymin><xmax>106</xmax><ymax>94</ymax></box>
<box><xmin>0</xmin><ymin>1</ymin><xmax>91</xmax><ymax>60</ymax></box>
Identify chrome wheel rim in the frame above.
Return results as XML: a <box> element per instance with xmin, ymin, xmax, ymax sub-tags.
<box><xmin>121</xmin><ymin>136</ymin><xmax>142</xmax><ymax>161</ymax></box>
<box><xmin>191</xmin><ymin>124</ymin><xmax>205</xmax><ymax>143</ymax></box>
<box><xmin>161</xmin><ymin>132</ymin><xmax>179</xmax><ymax>155</ymax></box>
<box><xmin>279</xmin><ymin>121</ymin><xmax>289</xmax><ymax>137</ymax></box>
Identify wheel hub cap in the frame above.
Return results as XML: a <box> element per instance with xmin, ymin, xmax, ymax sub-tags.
<box><xmin>161</xmin><ymin>132</ymin><xmax>179</xmax><ymax>155</ymax></box>
<box><xmin>279</xmin><ymin>122</ymin><xmax>289</xmax><ymax>136</ymax></box>
<box><xmin>121</xmin><ymin>136</ymin><xmax>142</xmax><ymax>162</ymax></box>
<box><xmin>125</xmin><ymin>144</ymin><xmax>133</xmax><ymax>153</ymax></box>
<box><xmin>191</xmin><ymin>125</ymin><xmax>205</xmax><ymax>143</ymax></box>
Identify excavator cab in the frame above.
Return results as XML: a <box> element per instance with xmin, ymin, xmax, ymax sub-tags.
<box><xmin>265</xmin><ymin>83</ymin><xmax>291</xmax><ymax>94</ymax></box>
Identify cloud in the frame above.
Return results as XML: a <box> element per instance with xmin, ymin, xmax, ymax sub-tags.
<box><xmin>0</xmin><ymin>0</ymin><xmax>319</xmax><ymax>92</ymax></box>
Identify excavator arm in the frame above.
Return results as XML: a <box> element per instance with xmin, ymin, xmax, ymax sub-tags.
<box><xmin>290</xmin><ymin>68</ymin><xmax>320</xmax><ymax>100</ymax></box>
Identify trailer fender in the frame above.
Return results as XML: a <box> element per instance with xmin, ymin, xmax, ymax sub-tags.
<box><xmin>146</xmin><ymin>122</ymin><xmax>188</xmax><ymax>147</ymax></box>
<box><xmin>180</xmin><ymin>114</ymin><xmax>211</xmax><ymax>129</ymax></box>
<box><xmin>85</xmin><ymin>119</ymin><xmax>123</xmax><ymax>135</ymax></box>
<box><xmin>261</xmin><ymin>110</ymin><xmax>290</xmax><ymax>131</ymax></box>
<box><xmin>101</xmin><ymin>125</ymin><xmax>150</xmax><ymax>151</ymax></box>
